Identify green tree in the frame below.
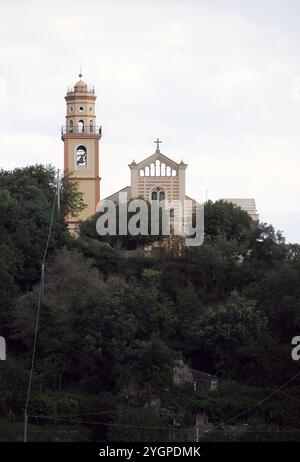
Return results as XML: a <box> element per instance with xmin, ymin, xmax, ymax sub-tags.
<box><xmin>0</xmin><ymin>165</ymin><xmax>83</xmax><ymax>293</ymax></box>
<box><xmin>204</xmin><ymin>200</ymin><xmax>254</xmax><ymax>243</ymax></box>
<box><xmin>194</xmin><ymin>293</ymin><xmax>272</xmax><ymax>381</ymax></box>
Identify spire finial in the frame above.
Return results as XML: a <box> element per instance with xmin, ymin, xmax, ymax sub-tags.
<box><xmin>154</xmin><ymin>138</ymin><xmax>162</xmax><ymax>151</ymax></box>
<box><xmin>79</xmin><ymin>65</ymin><xmax>83</xmax><ymax>79</ymax></box>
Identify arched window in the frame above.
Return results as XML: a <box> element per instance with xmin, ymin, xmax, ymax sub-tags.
<box><xmin>155</xmin><ymin>160</ymin><xmax>161</xmax><ymax>176</ymax></box>
<box><xmin>78</xmin><ymin>120</ymin><xmax>84</xmax><ymax>133</ymax></box>
<box><xmin>151</xmin><ymin>191</ymin><xmax>158</xmax><ymax>200</ymax></box>
<box><xmin>159</xmin><ymin>191</ymin><xmax>165</xmax><ymax>201</ymax></box>
<box><xmin>76</xmin><ymin>145</ymin><xmax>87</xmax><ymax>166</ymax></box>
<box><xmin>89</xmin><ymin>120</ymin><xmax>93</xmax><ymax>133</ymax></box>
<box><xmin>69</xmin><ymin>120</ymin><xmax>74</xmax><ymax>133</ymax></box>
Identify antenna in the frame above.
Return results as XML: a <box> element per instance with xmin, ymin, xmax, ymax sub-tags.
<box><xmin>57</xmin><ymin>169</ymin><xmax>60</xmax><ymax>212</ymax></box>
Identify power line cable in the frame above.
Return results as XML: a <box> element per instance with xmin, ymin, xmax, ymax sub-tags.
<box><xmin>200</xmin><ymin>370</ymin><xmax>300</xmax><ymax>437</ymax></box>
<box><xmin>27</xmin><ymin>370</ymin><xmax>300</xmax><ymax>437</ymax></box>
<box><xmin>26</xmin><ymin>412</ymin><xmax>300</xmax><ymax>434</ymax></box>
<box><xmin>24</xmin><ymin>174</ymin><xmax>59</xmax><ymax>442</ymax></box>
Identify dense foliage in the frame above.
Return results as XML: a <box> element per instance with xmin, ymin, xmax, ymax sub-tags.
<box><xmin>0</xmin><ymin>165</ymin><xmax>300</xmax><ymax>442</ymax></box>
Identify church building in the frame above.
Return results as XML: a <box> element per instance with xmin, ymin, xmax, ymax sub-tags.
<box><xmin>105</xmin><ymin>138</ymin><xmax>259</xmax><ymax>222</ymax></box>
<box><xmin>62</xmin><ymin>74</ymin><xmax>259</xmax><ymax>227</ymax></box>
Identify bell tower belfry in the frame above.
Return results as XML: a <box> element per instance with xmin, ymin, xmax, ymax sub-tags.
<box><xmin>62</xmin><ymin>73</ymin><xmax>102</xmax><ymax>227</ymax></box>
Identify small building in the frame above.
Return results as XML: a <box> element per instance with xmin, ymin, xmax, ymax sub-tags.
<box><xmin>171</xmin><ymin>360</ymin><xmax>218</xmax><ymax>440</ymax></box>
<box><xmin>222</xmin><ymin>198</ymin><xmax>259</xmax><ymax>221</ymax></box>
<box><xmin>173</xmin><ymin>359</ymin><xmax>218</xmax><ymax>392</ymax></box>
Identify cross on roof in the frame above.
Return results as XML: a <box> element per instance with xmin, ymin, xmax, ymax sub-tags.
<box><xmin>154</xmin><ymin>138</ymin><xmax>162</xmax><ymax>151</ymax></box>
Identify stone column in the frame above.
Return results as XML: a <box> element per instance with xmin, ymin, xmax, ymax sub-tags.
<box><xmin>178</xmin><ymin>160</ymin><xmax>188</xmax><ymax>203</ymax></box>
<box><xmin>129</xmin><ymin>160</ymin><xmax>138</xmax><ymax>198</ymax></box>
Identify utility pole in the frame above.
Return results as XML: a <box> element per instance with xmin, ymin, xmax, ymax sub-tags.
<box><xmin>24</xmin><ymin>412</ymin><xmax>28</xmax><ymax>442</ymax></box>
<box><xmin>57</xmin><ymin>169</ymin><xmax>60</xmax><ymax>212</ymax></box>
<box><xmin>195</xmin><ymin>424</ymin><xmax>199</xmax><ymax>442</ymax></box>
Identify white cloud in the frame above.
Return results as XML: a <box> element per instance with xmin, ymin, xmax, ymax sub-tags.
<box><xmin>0</xmin><ymin>134</ymin><xmax>61</xmax><ymax>171</ymax></box>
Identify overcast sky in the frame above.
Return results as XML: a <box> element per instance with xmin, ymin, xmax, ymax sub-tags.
<box><xmin>1</xmin><ymin>0</ymin><xmax>300</xmax><ymax>242</ymax></box>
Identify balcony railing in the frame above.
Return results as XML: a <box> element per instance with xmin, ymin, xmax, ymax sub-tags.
<box><xmin>67</xmin><ymin>85</ymin><xmax>95</xmax><ymax>94</ymax></box>
<box><xmin>61</xmin><ymin>125</ymin><xmax>102</xmax><ymax>137</ymax></box>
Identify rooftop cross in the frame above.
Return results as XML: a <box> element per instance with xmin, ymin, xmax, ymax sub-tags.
<box><xmin>79</xmin><ymin>65</ymin><xmax>83</xmax><ymax>79</ymax></box>
<box><xmin>154</xmin><ymin>138</ymin><xmax>162</xmax><ymax>151</ymax></box>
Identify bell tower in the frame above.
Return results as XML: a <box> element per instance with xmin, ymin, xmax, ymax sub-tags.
<box><xmin>62</xmin><ymin>73</ymin><xmax>102</xmax><ymax>227</ymax></box>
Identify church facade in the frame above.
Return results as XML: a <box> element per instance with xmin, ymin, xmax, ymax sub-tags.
<box><xmin>129</xmin><ymin>139</ymin><xmax>188</xmax><ymax>204</ymax></box>
<box><xmin>106</xmin><ymin>139</ymin><xmax>190</xmax><ymax>206</ymax></box>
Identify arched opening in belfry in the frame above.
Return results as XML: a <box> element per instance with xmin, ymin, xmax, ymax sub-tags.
<box><xmin>76</xmin><ymin>145</ymin><xmax>87</xmax><ymax>166</ymax></box>
<box><xmin>69</xmin><ymin>120</ymin><xmax>74</xmax><ymax>132</ymax></box>
<box><xmin>89</xmin><ymin>120</ymin><xmax>93</xmax><ymax>133</ymax></box>
<box><xmin>78</xmin><ymin>120</ymin><xmax>84</xmax><ymax>133</ymax></box>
